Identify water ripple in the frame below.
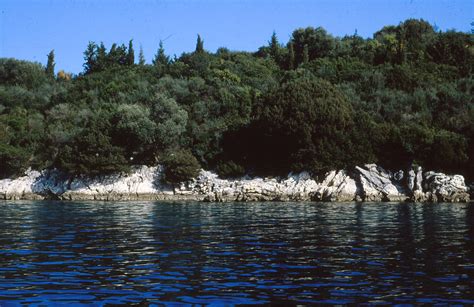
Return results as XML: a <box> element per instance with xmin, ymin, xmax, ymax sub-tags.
<box><xmin>0</xmin><ymin>201</ymin><xmax>473</xmax><ymax>304</ymax></box>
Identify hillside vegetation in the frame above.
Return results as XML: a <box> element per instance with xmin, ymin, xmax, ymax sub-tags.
<box><xmin>1</xmin><ymin>19</ymin><xmax>473</xmax><ymax>182</ymax></box>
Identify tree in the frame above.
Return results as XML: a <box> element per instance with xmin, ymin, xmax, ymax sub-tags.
<box><xmin>83</xmin><ymin>41</ymin><xmax>97</xmax><ymax>73</ymax></box>
<box><xmin>127</xmin><ymin>39</ymin><xmax>135</xmax><ymax>65</ymax></box>
<box><xmin>0</xmin><ymin>143</ymin><xmax>30</xmax><ymax>178</ymax></box>
<box><xmin>138</xmin><ymin>45</ymin><xmax>146</xmax><ymax>65</ymax></box>
<box><xmin>161</xmin><ymin>149</ymin><xmax>201</xmax><ymax>184</ymax></box>
<box><xmin>153</xmin><ymin>40</ymin><xmax>170</xmax><ymax>66</ymax></box>
<box><xmin>233</xmin><ymin>70</ymin><xmax>362</xmax><ymax>175</ymax></box>
<box><xmin>269</xmin><ymin>31</ymin><xmax>280</xmax><ymax>60</ymax></box>
<box><xmin>302</xmin><ymin>44</ymin><xmax>309</xmax><ymax>65</ymax></box>
<box><xmin>45</xmin><ymin>50</ymin><xmax>55</xmax><ymax>79</ymax></box>
<box><xmin>112</xmin><ymin>104</ymin><xmax>156</xmax><ymax>161</ymax></box>
<box><xmin>288</xmin><ymin>41</ymin><xmax>295</xmax><ymax>69</ymax></box>
<box><xmin>96</xmin><ymin>42</ymin><xmax>107</xmax><ymax>71</ymax></box>
<box><xmin>195</xmin><ymin>34</ymin><xmax>204</xmax><ymax>53</ymax></box>
<box><xmin>55</xmin><ymin>122</ymin><xmax>130</xmax><ymax>176</ymax></box>
<box><xmin>290</xmin><ymin>27</ymin><xmax>335</xmax><ymax>65</ymax></box>
<box><xmin>151</xmin><ymin>93</ymin><xmax>188</xmax><ymax>149</ymax></box>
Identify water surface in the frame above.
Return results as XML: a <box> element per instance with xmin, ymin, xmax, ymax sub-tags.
<box><xmin>0</xmin><ymin>201</ymin><xmax>473</xmax><ymax>305</ymax></box>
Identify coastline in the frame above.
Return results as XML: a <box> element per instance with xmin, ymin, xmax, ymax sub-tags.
<box><xmin>1</xmin><ymin>164</ymin><xmax>471</xmax><ymax>203</ymax></box>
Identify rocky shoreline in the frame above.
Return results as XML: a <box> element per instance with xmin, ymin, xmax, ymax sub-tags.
<box><xmin>0</xmin><ymin>164</ymin><xmax>471</xmax><ymax>202</ymax></box>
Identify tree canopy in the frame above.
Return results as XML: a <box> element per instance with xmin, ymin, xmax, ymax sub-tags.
<box><xmin>1</xmin><ymin>20</ymin><xmax>473</xmax><ymax>182</ymax></box>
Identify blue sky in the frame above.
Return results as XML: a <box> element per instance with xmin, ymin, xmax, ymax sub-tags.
<box><xmin>0</xmin><ymin>0</ymin><xmax>472</xmax><ymax>73</ymax></box>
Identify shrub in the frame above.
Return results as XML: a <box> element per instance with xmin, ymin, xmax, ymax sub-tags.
<box><xmin>0</xmin><ymin>143</ymin><xmax>30</xmax><ymax>178</ymax></box>
<box><xmin>216</xmin><ymin>160</ymin><xmax>246</xmax><ymax>178</ymax></box>
<box><xmin>161</xmin><ymin>149</ymin><xmax>201</xmax><ymax>184</ymax></box>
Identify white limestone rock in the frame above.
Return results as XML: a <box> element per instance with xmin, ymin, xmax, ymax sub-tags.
<box><xmin>0</xmin><ymin>168</ymin><xmax>43</xmax><ymax>200</ymax></box>
<box><xmin>423</xmin><ymin>172</ymin><xmax>469</xmax><ymax>202</ymax></box>
<box><xmin>355</xmin><ymin>164</ymin><xmax>408</xmax><ymax>201</ymax></box>
<box><xmin>314</xmin><ymin>170</ymin><xmax>357</xmax><ymax>201</ymax></box>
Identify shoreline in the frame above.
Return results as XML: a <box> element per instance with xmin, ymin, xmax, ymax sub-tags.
<box><xmin>1</xmin><ymin>164</ymin><xmax>471</xmax><ymax>203</ymax></box>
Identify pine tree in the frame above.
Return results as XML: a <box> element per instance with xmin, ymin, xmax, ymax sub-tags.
<box><xmin>288</xmin><ymin>42</ymin><xmax>295</xmax><ymax>70</ymax></box>
<box><xmin>45</xmin><ymin>50</ymin><xmax>55</xmax><ymax>78</ymax></box>
<box><xmin>153</xmin><ymin>40</ymin><xmax>170</xmax><ymax>66</ymax></box>
<box><xmin>138</xmin><ymin>45</ymin><xmax>146</xmax><ymax>65</ymax></box>
<box><xmin>195</xmin><ymin>34</ymin><xmax>204</xmax><ymax>53</ymax></box>
<box><xmin>83</xmin><ymin>41</ymin><xmax>97</xmax><ymax>73</ymax></box>
<box><xmin>302</xmin><ymin>44</ymin><xmax>309</xmax><ymax>65</ymax></box>
<box><xmin>127</xmin><ymin>39</ymin><xmax>135</xmax><ymax>65</ymax></box>
<box><xmin>269</xmin><ymin>31</ymin><xmax>280</xmax><ymax>60</ymax></box>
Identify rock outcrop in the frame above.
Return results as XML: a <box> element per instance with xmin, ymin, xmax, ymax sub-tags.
<box><xmin>0</xmin><ymin>164</ymin><xmax>471</xmax><ymax>202</ymax></box>
<box><xmin>355</xmin><ymin>164</ymin><xmax>407</xmax><ymax>201</ymax></box>
<box><xmin>422</xmin><ymin>172</ymin><xmax>470</xmax><ymax>202</ymax></box>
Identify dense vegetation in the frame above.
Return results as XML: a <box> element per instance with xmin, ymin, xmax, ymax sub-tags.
<box><xmin>1</xmin><ymin>19</ymin><xmax>473</xmax><ymax>182</ymax></box>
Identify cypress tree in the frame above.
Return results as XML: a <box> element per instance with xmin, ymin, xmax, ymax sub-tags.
<box><xmin>195</xmin><ymin>34</ymin><xmax>204</xmax><ymax>53</ymax></box>
<box><xmin>45</xmin><ymin>50</ymin><xmax>55</xmax><ymax>78</ymax></box>
<box><xmin>138</xmin><ymin>45</ymin><xmax>145</xmax><ymax>65</ymax></box>
<box><xmin>127</xmin><ymin>39</ymin><xmax>135</xmax><ymax>65</ymax></box>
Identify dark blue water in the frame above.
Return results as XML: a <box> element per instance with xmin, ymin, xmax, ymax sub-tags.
<box><xmin>0</xmin><ymin>201</ymin><xmax>473</xmax><ymax>305</ymax></box>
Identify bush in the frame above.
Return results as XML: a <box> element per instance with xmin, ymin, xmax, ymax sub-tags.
<box><xmin>161</xmin><ymin>149</ymin><xmax>201</xmax><ymax>184</ymax></box>
<box><xmin>0</xmin><ymin>143</ymin><xmax>30</xmax><ymax>178</ymax></box>
<box><xmin>216</xmin><ymin>160</ymin><xmax>246</xmax><ymax>178</ymax></box>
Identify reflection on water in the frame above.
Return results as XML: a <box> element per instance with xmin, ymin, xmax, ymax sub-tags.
<box><xmin>0</xmin><ymin>201</ymin><xmax>473</xmax><ymax>304</ymax></box>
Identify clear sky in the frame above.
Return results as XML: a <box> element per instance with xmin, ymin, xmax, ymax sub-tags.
<box><xmin>1</xmin><ymin>0</ymin><xmax>472</xmax><ymax>74</ymax></box>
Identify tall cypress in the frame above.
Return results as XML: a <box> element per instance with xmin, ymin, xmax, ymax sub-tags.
<box><xmin>127</xmin><ymin>39</ymin><xmax>135</xmax><ymax>65</ymax></box>
<box><xmin>195</xmin><ymin>34</ymin><xmax>204</xmax><ymax>53</ymax></box>
<box><xmin>45</xmin><ymin>50</ymin><xmax>55</xmax><ymax>78</ymax></box>
<box><xmin>138</xmin><ymin>45</ymin><xmax>146</xmax><ymax>65</ymax></box>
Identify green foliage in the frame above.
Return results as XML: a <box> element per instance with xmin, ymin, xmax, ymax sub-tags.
<box><xmin>152</xmin><ymin>40</ymin><xmax>170</xmax><ymax>68</ymax></box>
<box><xmin>0</xmin><ymin>19</ymin><xmax>473</xmax><ymax>181</ymax></box>
<box><xmin>161</xmin><ymin>149</ymin><xmax>201</xmax><ymax>184</ymax></box>
<box><xmin>0</xmin><ymin>143</ymin><xmax>30</xmax><ymax>178</ymax></box>
<box><xmin>216</xmin><ymin>160</ymin><xmax>245</xmax><ymax>178</ymax></box>
<box><xmin>0</xmin><ymin>58</ymin><xmax>48</xmax><ymax>89</ymax></box>
<box><xmin>290</xmin><ymin>27</ymin><xmax>335</xmax><ymax>65</ymax></box>
<box><xmin>127</xmin><ymin>40</ymin><xmax>135</xmax><ymax>65</ymax></box>
<box><xmin>195</xmin><ymin>34</ymin><xmax>204</xmax><ymax>53</ymax></box>
<box><xmin>138</xmin><ymin>45</ymin><xmax>146</xmax><ymax>65</ymax></box>
<box><xmin>55</xmin><ymin>124</ymin><xmax>130</xmax><ymax>176</ymax></box>
<box><xmin>150</xmin><ymin>93</ymin><xmax>188</xmax><ymax>149</ymax></box>
<box><xmin>45</xmin><ymin>50</ymin><xmax>55</xmax><ymax>79</ymax></box>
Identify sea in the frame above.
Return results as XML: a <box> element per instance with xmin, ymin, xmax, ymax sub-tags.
<box><xmin>0</xmin><ymin>201</ymin><xmax>473</xmax><ymax>305</ymax></box>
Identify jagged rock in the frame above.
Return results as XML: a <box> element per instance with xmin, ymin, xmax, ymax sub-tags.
<box><xmin>355</xmin><ymin>164</ymin><xmax>408</xmax><ymax>201</ymax></box>
<box><xmin>314</xmin><ymin>170</ymin><xmax>357</xmax><ymax>201</ymax></box>
<box><xmin>0</xmin><ymin>164</ymin><xmax>469</xmax><ymax>202</ymax></box>
<box><xmin>423</xmin><ymin>172</ymin><xmax>469</xmax><ymax>202</ymax></box>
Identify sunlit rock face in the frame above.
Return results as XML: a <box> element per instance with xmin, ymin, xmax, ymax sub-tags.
<box><xmin>0</xmin><ymin>164</ymin><xmax>470</xmax><ymax>202</ymax></box>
